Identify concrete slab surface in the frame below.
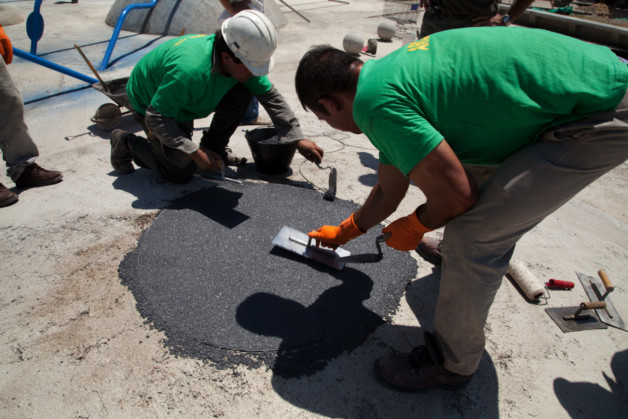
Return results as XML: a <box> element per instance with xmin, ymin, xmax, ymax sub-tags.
<box><xmin>1</xmin><ymin>0</ymin><xmax>627</xmax><ymax>417</ymax></box>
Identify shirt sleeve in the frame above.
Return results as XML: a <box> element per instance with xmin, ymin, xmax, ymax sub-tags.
<box><xmin>257</xmin><ymin>84</ymin><xmax>303</xmax><ymax>141</ymax></box>
<box><xmin>357</xmin><ymin>101</ymin><xmax>443</xmax><ymax>176</ymax></box>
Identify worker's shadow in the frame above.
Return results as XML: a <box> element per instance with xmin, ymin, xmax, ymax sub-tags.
<box><xmin>554</xmin><ymin>349</ymin><xmax>628</xmax><ymax>416</ymax></box>
<box><xmin>236</xmin><ymin>268</ymin><xmax>385</xmax><ymax>378</ymax></box>
<box><xmin>239</xmin><ymin>266</ymin><xmax>499</xmax><ymax>417</ymax></box>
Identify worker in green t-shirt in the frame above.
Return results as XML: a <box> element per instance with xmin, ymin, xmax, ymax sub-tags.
<box><xmin>295</xmin><ymin>27</ymin><xmax>628</xmax><ymax>391</ymax></box>
<box><xmin>110</xmin><ymin>10</ymin><xmax>323</xmax><ymax>184</ymax></box>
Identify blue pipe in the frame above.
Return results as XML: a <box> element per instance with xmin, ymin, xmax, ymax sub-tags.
<box><xmin>13</xmin><ymin>48</ymin><xmax>98</xmax><ymax>85</ymax></box>
<box><xmin>98</xmin><ymin>0</ymin><xmax>158</xmax><ymax>72</ymax></box>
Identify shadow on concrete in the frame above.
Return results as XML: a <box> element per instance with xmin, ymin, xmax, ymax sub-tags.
<box><xmin>266</xmin><ymin>268</ymin><xmax>500</xmax><ymax>417</ymax></box>
<box><xmin>554</xmin><ymin>350</ymin><xmax>628</xmax><ymax>417</ymax></box>
<box><xmin>357</xmin><ymin>151</ymin><xmax>379</xmax><ymax>187</ymax></box>
<box><xmin>111</xmin><ymin>171</ymin><xmax>216</xmax><ymax>210</ymax></box>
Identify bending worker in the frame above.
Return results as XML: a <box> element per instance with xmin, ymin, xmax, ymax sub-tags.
<box><xmin>296</xmin><ymin>27</ymin><xmax>628</xmax><ymax>391</ymax></box>
<box><xmin>110</xmin><ymin>10</ymin><xmax>323</xmax><ymax>183</ymax></box>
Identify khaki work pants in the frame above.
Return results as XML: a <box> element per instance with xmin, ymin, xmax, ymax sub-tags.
<box><xmin>435</xmin><ymin>91</ymin><xmax>628</xmax><ymax>375</ymax></box>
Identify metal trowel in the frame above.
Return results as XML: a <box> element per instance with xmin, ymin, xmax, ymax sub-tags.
<box><xmin>271</xmin><ymin>227</ymin><xmax>390</xmax><ymax>270</ymax></box>
<box><xmin>577</xmin><ymin>270</ymin><xmax>627</xmax><ymax>331</ymax></box>
<box><xmin>272</xmin><ymin>226</ymin><xmax>351</xmax><ymax>270</ymax></box>
<box><xmin>545</xmin><ymin>301</ymin><xmax>608</xmax><ymax>333</ymax></box>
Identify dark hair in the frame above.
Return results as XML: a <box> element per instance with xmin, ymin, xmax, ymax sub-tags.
<box><xmin>295</xmin><ymin>45</ymin><xmax>363</xmax><ymax>115</ymax></box>
<box><xmin>214</xmin><ymin>29</ymin><xmax>242</xmax><ymax>64</ymax></box>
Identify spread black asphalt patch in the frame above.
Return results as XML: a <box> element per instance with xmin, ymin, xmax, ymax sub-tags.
<box><xmin>119</xmin><ymin>182</ymin><xmax>417</xmax><ymax>377</ymax></box>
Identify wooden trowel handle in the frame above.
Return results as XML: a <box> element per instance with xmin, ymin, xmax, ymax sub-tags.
<box><xmin>582</xmin><ymin>301</ymin><xmax>607</xmax><ymax>310</ymax></box>
<box><xmin>598</xmin><ymin>270</ymin><xmax>614</xmax><ymax>292</ymax></box>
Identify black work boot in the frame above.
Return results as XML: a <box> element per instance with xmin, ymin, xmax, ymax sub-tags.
<box><xmin>375</xmin><ymin>332</ymin><xmax>473</xmax><ymax>392</ymax></box>
<box><xmin>110</xmin><ymin>129</ymin><xmax>135</xmax><ymax>175</ymax></box>
<box><xmin>15</xmin><ymin>163</ymin><xmax>63</xmax><ymax>188</ymax></box>
<box><xmin>0</xmin><ymin>183</ymin><xmax>18</xmax><ymax>207</ymax></box>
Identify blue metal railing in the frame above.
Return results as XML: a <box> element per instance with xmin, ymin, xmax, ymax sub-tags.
<box><xmin>13</xmin><ymin>48</ymin><xmax>98</xmax><ymax>85</ymax></box>
<box><xmin>98</xmin><ymin>0</ymin><xmax>158</xmax><ymax>71</ymax></box>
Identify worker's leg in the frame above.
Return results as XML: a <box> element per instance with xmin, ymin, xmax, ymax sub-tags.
<box><xmin>200</xmin><ymin>83</ymin><xmax>251</xmax><ymax>152</ymax></box>
<box><xmin>435</xmin><ymin>95</ymin><xmax>628</xmax><ymax>376</ymax></box>
<box><xmin>125</xmin><ymin>115</ymin><xmax>196</xmax><ymax>184</ymax></box>
<box><xmin>0</xmin><ymin>59</ymin><xmax>40</xmax><ymax>181</ymax></box>
<box><xmin>418</xmin><ymin>11</ymin><xmax>474</xmax><ymax>38</ymax></box>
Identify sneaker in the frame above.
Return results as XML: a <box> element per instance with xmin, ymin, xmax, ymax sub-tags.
<box><xmin>216</xmin><ymin>147</ymin><xmax>247</xmax><ymax>167</ymax></box>
<box><xmin>416</xmin><ymin>236</ymin><xmax>443</xmax><ymax>266</ymax></box>
<box><xmin>375</xmin><ymin>332</ymin><xmax>473</xmax><ymax>392</ymax></box>
<box><xmin>15</xmin><ymin>163</ymin><xmax>63</xmax><ymax>188</ymax></box>
<box><xmin>0</xmin><ymin>183</ymin><xmax>18</xmax><ymax>207</ymax></box>
<box><xmin>110</xmin><ymin>129</ymin><xmax>135</xmax><ymax>175</ymax></box>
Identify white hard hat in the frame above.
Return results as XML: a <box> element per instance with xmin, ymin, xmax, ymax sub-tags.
<box><xmin>221</xmin><ymin>10</ymin><xmax>277</xmax><ymax>77</ymax></box>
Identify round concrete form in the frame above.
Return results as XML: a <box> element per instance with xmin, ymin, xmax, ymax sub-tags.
<box><xmin>343</xmin><ymin>32</ymin><xmax>364</xmax><ymax>55</ymax></box>
<box><xmin>106</xmin><ymin>0</ymin><xmax>286</xmax><ymax>36</ymax></box>
<box><xmin>119</xmin><ymin>182</ymin><xmax>417</xmax><ymax>377</ymax></box>
<box><xmin>0</xmin><ymin>5</ymin><xmax>25</xmax><ymax>27</ymax></box>
<box><xmin>377</xmin><ymin>21</ymin><xmax>396</xmax><ymax>41</ymax></box>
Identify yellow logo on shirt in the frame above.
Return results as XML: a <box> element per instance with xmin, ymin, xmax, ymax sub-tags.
<box><xmin>174</xmin><ymin>34</ymin><xmax>205</xmax><ymax>47</ymax></box>
<box><xmin>407</xmin><ymin>36</ymin><xmax>429</xmax><ymax>52</ymax></box>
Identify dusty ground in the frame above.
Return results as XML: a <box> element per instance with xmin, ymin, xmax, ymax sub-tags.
<box><xmin>1</xmin><ymin>0</ymin><xmax>627</xmax><ymax>417</ymax></box>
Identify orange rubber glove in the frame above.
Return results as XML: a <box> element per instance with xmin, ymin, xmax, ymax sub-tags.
<box><xmin>308</xmin><ymin>213</ymin><xmax>365</xmax><ymax>249</ymax></box>
<box><xmin>0</xmin><ymin>25</ymin><xmax>13</xmax><ymax>65</ymax></box>
<box><xmin>382</xmin><ymin>207</ymin><xmax>434</xmax><ymax>251</ymax></box>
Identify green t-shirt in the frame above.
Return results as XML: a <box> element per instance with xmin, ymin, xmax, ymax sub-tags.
<box><xmin>353</xmin><ymin>27</ymin><xmax>628</xmax><ymax>175</ymax></box>
<box><xmin>126</xmin><ymin>34</ymin><xmax>272</xmax><ymax>121</ymax></box>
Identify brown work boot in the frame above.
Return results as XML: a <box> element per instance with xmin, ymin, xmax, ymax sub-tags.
<box><xmin>375</xmin><ymin>332</ymin><xmax>473</xmax><ymax>392</ymax></box>
<box><xmin>0</xmin><ymin>183</ymin><xmax>18</xmax><ymax>207</ymax></box>
<box><xmin>110</xmin><ymin>129</ymin><xmax>135</xmax><ymax>175</ymax></box>
<box><xmin>416</xmin><ymin>236</ymin><xmax>443</xmax><ymax>266</ymax></box>
<box><xmin>15</xmin><ymin>163</ymin><xmax>63</xmax><ymax>188</ymax></box>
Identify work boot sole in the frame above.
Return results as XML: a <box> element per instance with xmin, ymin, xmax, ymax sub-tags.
<box><xmin>0</xmin><ymin>193</ymin><xmax>18</xmax><ymax>207</ymax></box>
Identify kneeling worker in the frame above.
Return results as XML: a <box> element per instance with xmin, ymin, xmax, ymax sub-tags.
<box><xmin>110</xmin><ymin>10</ymin><xmax>323</xmax><ymax>183</ymax></box>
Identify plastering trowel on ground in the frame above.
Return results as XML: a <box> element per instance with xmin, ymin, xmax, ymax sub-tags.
<box><xmin>272</xmin><ymin>226</ymin><xmax>389</xmax><ymax>270</ymax></box>
<box><xmin>577</xmin><ymin>270</ymin><xmax>627</xmax><ymax>331</ymax></box>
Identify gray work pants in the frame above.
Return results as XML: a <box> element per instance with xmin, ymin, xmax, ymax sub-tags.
<box><xmin>127</xmin><ymin>83</ymin><xmax>251</xmax><ymax>184</ymax></box>
<box><xmin>435</xmin><ymin>90</ymin><xmax>628</xmax><ymax>376</ymax></box>
<box><xmin>0</xmin><ymin>58</ymin><xmax>39</xmax><ymax>182</ymax></box>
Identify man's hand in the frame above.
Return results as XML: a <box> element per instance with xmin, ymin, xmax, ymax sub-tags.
<box><xmin>297</xmin><ymin>139</ymin><xmax>324</xmax><ymax>165</ymax></box>
<box><xmin>382</xmin><ymin>208</ymin><xmax>434</xmax><ymax>251</ymax></box>
<box><xmin>191</xmin><ymin>147</ymin><xmax>223</xmax><ymax>172</ymax></box>
<box><xmin>0</xmin><ymin>26</ymin><xmax>13</xmax><ymax>65</ymax></box>
<box><xmin>308</xmin><ymin>213</ymin><xmax>364</xmax><ymax>249</ymax></box>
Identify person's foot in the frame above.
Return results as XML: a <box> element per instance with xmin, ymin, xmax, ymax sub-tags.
<box><xmin>0</xmin><ymin>183</ymin><xmax>18</xmax><ymax>207</ymax></box>
<box><xmin>215</xmin><ymin>147</ymin><xmax>247</xmax><ymax>167</ymax></box>
<box><xmin>240</xmin><ymin>116</ymin><xmax>272</xmax><ymax>126</ymax></box>
<box><xmin>375</xmin><ymin>332</ymin><xmax>473</xmax><ymax>392</ymax></box>
<box><xmin>416</xmin><ymin>236</ymin><xmax>442</xmax><ymax>266</ymax></box>
<box><xmin>110</xmin><ymin>129</ymin><xmax>135</xmax><ymax>175</ymax></box>
<box><xmin>15</xmin><ymin>163</ymin><xmax>63</xmax><ymax>188</ymax></box>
